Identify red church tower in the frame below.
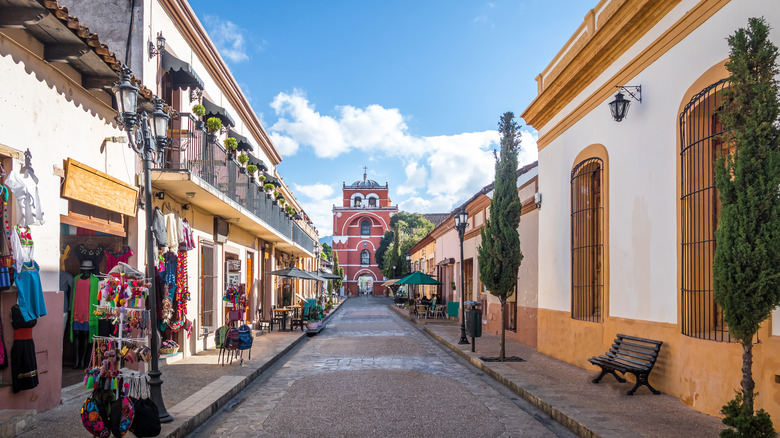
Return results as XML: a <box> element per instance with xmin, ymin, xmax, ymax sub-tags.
<box><xmin>332</xmin><ymin>168</ymin><xmax>398</xmax><ymax>296</ymax></box>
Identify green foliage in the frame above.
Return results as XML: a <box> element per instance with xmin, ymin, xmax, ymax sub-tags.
<box><xmin>375</xmin><ymin>212</ymin><xmax>434</xmax><ymax>278</ymax></box>
<box><xmin>309</xmin><ymin>305</ymin><xmax>324</xmax><ymax>321</ymax></box>
<box><xmin>332</xmin><ymin>252</ymin><xmax>344</xmax><ymax>292</ymax></box>
<box><xmin>192</xmin><ymin>104</ymin><xmax>206</xmax><ymax>117</ymax></box>
<box><xmin>206</xmin><ymin>117</ymin><xmax>222</xmax><ymax>134</ymax></box>
<box><xmin>246</xmin><ymin>164</ymin><xmax>258</xmax><ymax>174</ymax></box>
<box><xmin>282</xmin><ymin>289</ymin><xmax>292</xmax><ymax>306</ymax></box>
<box><xmin>478</xmin><ymin>112</ymin><xmax>523</xmax><ymax>360</ymax></box>
<box><xmin>237</xmin><ymin>152</ymin><xmax>249</xmax><ymax>164</ymax></box>
<box><xmin>713</xmin><ymin>17</ymin><xmax>780</xmax><ymax>412</ymax></box>
<box><xmin>278</xmin><ymin>197</ymin><xmax>286</xmax><ymax>205</ymax></box>
<box><xmin>721</xmin><ymin>392</ymin><xmax>776</xmax><ymax>438</ymax></box>
<box><xmin>327</xmin><ymin>279</ymin><xmax>333</xmax><ymax>294</ymax></box>
<box><xmin>321</xmin><ymin>242</ymin><xmax>332</xmax><ymax>261</ymax></box>
<box><xmin>264</xmin><ymin>183</ymin><xmax>275</xmax><ymax>192</ymax></box>
<box><xmin>258</xmin><ymin>175</ymin><xmax>266</xmax><ymax>182</ymax></box>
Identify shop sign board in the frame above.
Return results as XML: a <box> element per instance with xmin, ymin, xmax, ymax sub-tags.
<box><xmin>61</xmin><ymin>158</ymin><xmax>138</xmax><ymax>217</ymax></box>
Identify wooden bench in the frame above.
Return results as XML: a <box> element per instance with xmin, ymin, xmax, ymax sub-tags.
<box><xmin>588</xmin><ymin>334</ymin><xmax>663</xmax><ymax>395</ymax></box>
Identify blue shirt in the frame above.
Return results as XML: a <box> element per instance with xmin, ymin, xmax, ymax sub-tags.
<box><xmin>16</xmin><ymin>261</ymin><xmax>47</xmax><ymax>322</ymax></box>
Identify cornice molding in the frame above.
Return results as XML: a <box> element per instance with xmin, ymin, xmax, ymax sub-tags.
<box><xmin>158</xmin><ymin>0</ymin><xmax>282</xmax><ymax>165</ymax></box>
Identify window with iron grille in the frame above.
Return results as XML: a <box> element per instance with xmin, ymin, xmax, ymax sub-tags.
<box><xmin>361</xmin><ymin>219</ymin><xmax>371</xmax><ymax>235</ymax></box>
<box><xmin>571</xmin><ymin>157</ymin><xmax>604</xmax><ymax>322</ymax></box>
<box><xmin>361</xmin><ymin>249</ymin><xmax>370</xmax><ymax>265</ymax></box>
<box><xmin>679</xmin><ymin>79</ymin><xmax>733</xmax><ymax>342</ymax></box>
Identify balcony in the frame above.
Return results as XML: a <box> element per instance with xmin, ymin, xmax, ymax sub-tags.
<box><xmin>151</xmin><ymin>113</ymin><xmax>315</xmax><ymax>255</ymax></box>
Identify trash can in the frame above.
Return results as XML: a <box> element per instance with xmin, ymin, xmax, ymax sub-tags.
<box><xmin>464</xmin><ymin>301</ymin><xmax>482</xmax><ymax>338</ymax></box>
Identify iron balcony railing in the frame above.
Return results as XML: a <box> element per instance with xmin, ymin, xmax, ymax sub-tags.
<box><xmin>160</xmin><ymin>113</ymin><xmax>315</xmax><ymax>253</ymax></box>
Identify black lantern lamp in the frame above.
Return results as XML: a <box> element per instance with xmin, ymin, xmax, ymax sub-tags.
<box><xmin>148</xmin><ymin>31</ymin><xmax>166</xmax><ymax>59</ymax></box>
<box><xmin>608</xmin><ymin>85</ymin><xmax>641</xmax><ymax>122</ymax></box>
<box><xmin>453</xmin><ymin>208</ymin><xmax>469</xmax><ymax>345</ymax></box>
<box><xmin>112</xmin><ymin>64</ymin><xmax>173</xmax><ymax>423</ymax></box>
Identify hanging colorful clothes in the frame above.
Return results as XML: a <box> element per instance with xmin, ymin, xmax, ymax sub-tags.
<box><xmin>0</xmin><ymin>191</ymin><xmax>14</xmax><ymax>290</ymax></box>
<box><xmin>180</xmin><ymin>219</ymin><xmax>195</xmax><ymax>251</ymax></box>
<box><xmin>163</xmin><ymin>251</ymin><xmax>177</xmax><ymax>302</ymax></box>
<box><xmin>15</xmin><ymin>261</ymin><xmax>46</xmax><ymax>322</ymax></box>
<box><xmin>104</xmin><ymin>246</ymin><xmax>133</xmax><ymax>273</ymax></box>
<box><xmin>70</xmin><ymin>274</ymin><xmax>100</xmax><ymax>342</ymax></box>
<box><xmin>5</xmin><ymin>170</ymin><xmax>44</xmax><ymax>227</ymax></box>
<box><xmin>75</xmin><ymin>244</ymin><xmax>104</xmax><ymax>275</ymax></box>
<box><xmin>10</xmin><ymin>305</ymin><xmax>38</xmax><ymax>393</ymax></box>
<box><xmin>170</xmin><ymin>250</ymin><xmax>190</xmax><ymax>333</ymax></box>
<box><xmin>10</xmin><ymin>226</ymin><xmax>33</xmax><ymax>272</ymax></box>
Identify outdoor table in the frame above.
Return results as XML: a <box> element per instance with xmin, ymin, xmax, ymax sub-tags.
<box><xmin>274</xmin><ymin>308</ymin><xmax>291</xmax><ymax>331</ymax></box>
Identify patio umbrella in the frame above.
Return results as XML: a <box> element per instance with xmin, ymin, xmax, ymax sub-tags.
<box><xmin>306</xmin><ymin>271</ymin><xmax>327</xmax><ymax>282</ymax></box>
<box><xmin>382</xmin><ymin>278</ymin><xmax>400</xmax><ymax>287</ymax></box>
<box><xmin>395</xmin><ymin>271</ymin><xmax>441</xmax><ymax>285</ymax></box>
<box><xmin>267</xmin><ymin>266</ymin><xmax>319</xmax><ymax>280</ymax></box>
<box><xmin>317</xmin><ymin>270</ymin><xmax>342</xmax><ymax>280</ymax></box>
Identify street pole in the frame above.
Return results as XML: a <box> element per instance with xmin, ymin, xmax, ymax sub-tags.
<box><xmin>142</xmin><ymin>138</ymin><xmax>173</xmax><ymax>422</ymax></box>
<box><xmin>455</xmin><ymin>208</ymin><xmax>469</xmax><ymax>345</ymax></box>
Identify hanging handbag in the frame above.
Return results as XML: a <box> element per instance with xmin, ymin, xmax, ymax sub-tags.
<box><xmin>129</xmin><ymin>378</ymin><xmax>161</xmax><ymax>437</ymax></box>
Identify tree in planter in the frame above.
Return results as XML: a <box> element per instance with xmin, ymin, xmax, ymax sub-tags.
<box><xmin>206</xmin><ymin>117</ymin><xmax>222</xmax><ymax>135</ymax></box>
<box><xmin>264</xmin><ymin>183</ymin><xmax>275</xmax><ymax>197</ymax></box>
<box><xmin>246</xmin><ymin>164</ymin><xmax>258</xmax><ymax>181</ymax></box>
<box><xmin>713</xmin><ymin>18</ymin><xmax>780</xmax><ymax>438</ymax></box>
<box><xmin>258</xmin><ymin>175</ymin><xmax>267</xmax><ymax>184</ymax></box>
<box><xmin>192</xmin><ymin>104</ymin><xmax>206</xmax><ymax>117</ymax></box>
<box><xmin>237</xmin><ymin>152</ymin><xmax>249</xmax><ymax>167</ymax></box>
<box><xmin>477</xmin><ymin>112</ymin><xmax>523</xmax><ymax>362</ymax></box>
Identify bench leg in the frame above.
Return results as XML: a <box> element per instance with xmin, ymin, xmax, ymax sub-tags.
<box><xmin>593</xmin><ymin>368</ymin><xmax>626</xmax><ymax>384</ymax></box>
<box><xmin>627</xmin><ymin>373</ymin><xmax>660</xmax><ymax>395</ymax></box>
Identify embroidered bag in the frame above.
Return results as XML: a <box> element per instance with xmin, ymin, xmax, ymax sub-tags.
<box><xmin>225</xmin><ymin>327</ymin><xmax>240</xmax><ymax>350</ymax></box>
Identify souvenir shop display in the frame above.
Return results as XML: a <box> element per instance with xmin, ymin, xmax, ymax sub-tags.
<box><xmin>105</xmin><ymin>246</ymin><xmax>133</xmax><ymax>273</ymax></box>
<box><xmin>71</xmin><ymin>261</ymin><xmax>101</xmax><ymax>369</ymax></box>
<box><xmin>80</xmin><ymin>263</ymin><xmax>155</xmax><ymax>438</ymax></box>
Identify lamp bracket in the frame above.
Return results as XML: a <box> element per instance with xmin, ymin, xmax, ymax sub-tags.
<box><xmin>617</xmin><ymin>85</ymin><xmax>641</xmax><ymax>103</ymax></box>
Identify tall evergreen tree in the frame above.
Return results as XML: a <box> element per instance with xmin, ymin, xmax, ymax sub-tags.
<box><xmin>713</xmin><ymin>17</ymin><xmax>780</xmax><ymax>436</ymax></box>
<box><xmin>332</xmin><ymin>252</ymin><xmax>345</xmax><ymax>295</ymax></box>
<box><xmin>477</xmin><ymin>112</ymin><xmax>523</xmax><ymax>361</ymax></box>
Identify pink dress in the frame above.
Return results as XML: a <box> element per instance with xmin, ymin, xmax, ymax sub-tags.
<box><xmin>72</xmin><ymin>277</ymin><xmax>92</xmax><ymax>330</ymax></box>
<box><xmin>105</xmin><ymin>246</ymin><xmax>133</xmax><ymax>272</ymax></box>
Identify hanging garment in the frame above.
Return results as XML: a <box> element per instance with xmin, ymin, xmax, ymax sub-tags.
<box><xmin>104</xmin><ymin>246</ymin><xmax>133</xmax><ymax>273</ymax></box>
<box><xmin>0</xmin><ymin>312</ymin><xmax>7</xmax><ymax>369</ymax></box>
<box><xmin>152</xmin><ymin>207</ymin><xmax>167</xmax><ymax>247</ymax></box>
<box><xmin>5</xmin><ymin>170</ymin><xmax>44</xmax><ymax>227</ymax></box>
<box><xmin>60</xmin><ymin>270</ymin><xmax>74</xmax><ymax>313</ymax></box>
<box><xmin>71</xmin><ymin>274</ymin><xmax>101</xmax><ymax>342</ymax></box>
<box><xmin>10</xmin><ymin>305</ymin><xmax>38</xmax><ymax>393</ymax></box>
<box><xmin>164</xmin><ymin>213</ymin><xmax>178</xmax><ymax>251</ymax></box>
<box><xmin>181</xmin><ymin>219</ymin><xmax>195</xmax><ymax>251</ymax></box>
<box><xmin>0</xmin><ymin>194</ymin><xmax>14</xmax><ymax>290</ymax></box>
<box><xmin>10</xmin><ymin>226</ymin><xmax>33</xmax><ymax>272</ymax></box>
<box><xmin>15</xmin><ymin>261</ymin><xmax>46</xmax><ymax>322</ymax></box>
<box><xmin>75</xmin><ymin>244</ymin><xmax>104</xmax><ymax>275</ymax></box>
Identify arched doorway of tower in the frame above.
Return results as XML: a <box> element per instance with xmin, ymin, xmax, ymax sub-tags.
<box><xmin>357</xmin><ymin>274</ymin><xmax>375</xmax><ymax>296</ymax></box>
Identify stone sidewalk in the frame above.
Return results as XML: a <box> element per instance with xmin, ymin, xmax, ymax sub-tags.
<box><xmin>402</xmin><ymin>309</ymin><xmax>725</xmax><ymax>438</ymax></box>
<box><xmin>14</xmin><ymin>299</ymin><xmax>347</xmax><ymax>438</ymax></box>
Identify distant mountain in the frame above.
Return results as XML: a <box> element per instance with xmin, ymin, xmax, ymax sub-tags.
<box><xmin>319</xmin><ymin>236</ymin><xmax>333</xmax><ymax>246</ymax></box>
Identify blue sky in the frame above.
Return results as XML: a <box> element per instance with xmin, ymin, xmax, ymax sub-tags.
<box><xmin>187</xmin><ymin>0</ymin><xmax>591</xmax><ymax>236</ymax></box>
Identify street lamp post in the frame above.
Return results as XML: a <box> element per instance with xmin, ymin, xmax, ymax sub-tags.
<box><xmin>405</xmin><ymin>254</ymin><xmax>412</xmax><ymax>300</ymax></box>
<box><xmin>454</xmin><ymin>208</ymin><xmax>469</xmax><ymax>345</ymax></box>
<box><xmin>113</xmin><ymin>65</ymin><xmax>173</xmax><ymax>422</ymax></box>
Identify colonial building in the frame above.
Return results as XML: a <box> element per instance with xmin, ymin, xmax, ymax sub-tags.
<box><xmin>521</xmin><ymin>0</ymin><xmax>780</xmax><ymax>423</ymax></box>
<box><xmin>332</xmin><ymin>169</ymin><xmax>397</xmax><ymax>296</ymax></box>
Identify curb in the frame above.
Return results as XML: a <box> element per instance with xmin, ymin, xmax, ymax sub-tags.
<box><xmin>161</xmin><ymin>333</ymin><xmax>307</xmax><ymax>438</ymax></box>
<box><xmin>423</xmin><ymin>327</ymin><xmax>600</xmax><ymax>438</ymax></box>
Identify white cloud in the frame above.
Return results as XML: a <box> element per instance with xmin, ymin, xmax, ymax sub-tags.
<box><xmin>290</xmin><ymin>183</ymin><xmax>340</xmax><ymax>236</ymax></box>
<box><xmin>204</xmin><ymin>15</ymin><xmax>250</xmax><ymax>63</ymax></box>
<box><xmin>270</xmin><ymin>91</ymin><xmax>540</xmax><ymax>225</ymax></box>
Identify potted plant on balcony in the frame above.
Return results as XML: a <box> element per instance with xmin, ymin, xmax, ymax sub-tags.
<box><xmin>192</xmin><ymin>104</ymin><xmax>206</xmax><ymax>130</ymax></box>
<box><xmin>264</xmin><ymin>183</ymin><xmax>275</xmax><ymax>199</ymax></box>
<box><xmin>206</xmin><ymin>117</ymin><xmax>222</xmax><ymax>143</ymax></box>
<box><xmin>273</xmin><ymin>191</ymin><xmax>280</xmax><ymax>205</ymax></box>
<box><xmin>237</xmin><ymin>152</ymin><xmax>249</xmax><ymax>170</ymax></box>
<box><xmin>258</xmin><ymin>175</ymin><xmax>266</xmax><ymax>184</ymax></box>
<box><xmin>224</xmin><ymin>137</ymin><xmax>238</xmax><ymax>160</ymax></box>
<box><xmin>247</xmin><ymin>164</ymin><xmax>258</xmax><ymax>183</ymax></box>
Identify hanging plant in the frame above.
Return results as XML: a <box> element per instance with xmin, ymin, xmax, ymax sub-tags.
<box><xmin>247</xmin><ymin>164</ymin><xmax>258</xmax><ymax>175</ymax></box>
<box><xmin>206</xmin><ymin>117</ymin><xmax>222</xmax><ymax>134</ymax></box>
<box><xmin>192</xmin><ymin>104</ymin><xmax>206</xmax><ymax>117</ymax></box>
<box><xmin>237</xmin><ymin>152</ymin><xmax>249</xmax><ymax>165</ymax></box>
<box><xmin>224</xmin><ymin>137</ymin><xmax>238</xmax><ymax>151</ymax></box>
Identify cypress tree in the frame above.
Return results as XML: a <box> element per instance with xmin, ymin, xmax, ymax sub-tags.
<box><xmin>332</xmin><ymin>252</ymin><xmax>345</xmax><ymax>295</ymax></box>
<box><xmin>713</xmin><ymin>17</ymin><xmax>780</xmax><ymax>435</ymax></box>
<box><xmin>477</xmin><ymin>112</ymin><xmax>523</xmax><ymax>361</ymax></box>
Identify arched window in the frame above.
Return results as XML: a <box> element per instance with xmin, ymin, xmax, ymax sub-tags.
<box><xmin>354</xmin><ymin>196</ymin><xmax>362</xmax><ymax>207</ymax></box>
<box><xmin>361</xmin><ymin>219</ymin><xmax>371</xmax><ymax>236</ymax></box>
<box><xmin>680</xmin><ymin>79</ymin><xmax>732</xmax><ymax>342</ymax></box>
<box><xmin>571</xmin><ymin>157</ymin><xmax>604</xmax><ymax>322</ymax></box>
<box><xmin>368</xmin><ymin>196</ymin><xmax>377</xmax><ymax>207</ymax></box>
<box><xmin>361</xmin><ymin>249</ymin><xmax>370</xmax><ymax>265</ymax></box>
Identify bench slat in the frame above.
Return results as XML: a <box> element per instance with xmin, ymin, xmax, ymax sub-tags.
<box><xmin>609</xmin><ymin>347</ymin><xmax>655</xmax><ymax>364</ymax></box>
<box><xmin>611</xmin><ymin>343</ymin><xmax>658</xmax><ymax>360</ymax></box>
<box><xmin>591</xmin><ymin>355</ymin><xmax>650</xmax><ymax>372</ymax></box>
<box><xmin>617</xmin><ymin>339</ymin><xmax>661</xmax><ymax>354</ymax></box>
<box><xmin>617</xmin><ymin>334</ymin><xmax>663</xmax><ymax>346</ymax></box>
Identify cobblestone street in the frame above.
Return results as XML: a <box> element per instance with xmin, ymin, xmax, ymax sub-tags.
<box><xmin>191</xmin><ymin>297</ymin><xmax>574</xmax><ymax>437</ymax></box>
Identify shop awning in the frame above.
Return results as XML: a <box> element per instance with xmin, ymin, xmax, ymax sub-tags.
<box><xmin>203</xmin><ymin>97</ymin><xmax>235</xmax><ymax>127</ymax></box>
<box><xmin>161</xmin><ymin>49</ymin><xmax>204</xmax><ymax>91</ymax></box>
<box><xmin>227</xmin><ymin>128</ymin><xmax>254</xmax><ymax>152</ymax></box>
<box><xmin>248</xmin><ymin>154</ymin><xmax>268</xmax><ymax>172</ymax></box>
<box><xmin>264</xmin><ymin>173</ymin><xmax>281</xmax><ymax>187</ymax></box>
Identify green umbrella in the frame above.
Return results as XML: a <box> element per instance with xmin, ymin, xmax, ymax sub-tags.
<box><xmin>395</xmin><ymin>271</ymin><xmax>441</xmax><ymax>285</ymax></box>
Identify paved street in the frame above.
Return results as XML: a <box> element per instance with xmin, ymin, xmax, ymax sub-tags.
<box><xmin>191</xmin><ymin>297</ymin><xmax>575</xmax><ymax>438</ymax></box>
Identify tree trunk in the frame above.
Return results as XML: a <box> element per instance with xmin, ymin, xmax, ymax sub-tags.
<box><xmin>499</xmin><ymin>297</ymin><xmax>506</xmax><ymax>361</ymax></box>
<box><xmin>741</xmin><ymin>340</ymin><xmax>755</xmax><ymax>414</ymax></box>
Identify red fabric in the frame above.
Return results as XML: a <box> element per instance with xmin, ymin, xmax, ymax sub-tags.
<box><xmin>14</xmin><ymin>327</ymin><xmax>32</xmax><ymax>340</ymax></box>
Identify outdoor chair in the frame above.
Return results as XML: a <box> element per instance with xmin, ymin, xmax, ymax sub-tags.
<box><xmin>431</xmin><ymin>304</ymin><xmax>445</xmax><ymax>319</ymax></box>
<box><xmin>290</xmin><ymin>306</ymin><xmax>305</xmax><ymax>331</ymax></box>
<box><xmin>415</xmin><ymin>305</ymin><xmax>429</xmax><ymax>319</ymax></box>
